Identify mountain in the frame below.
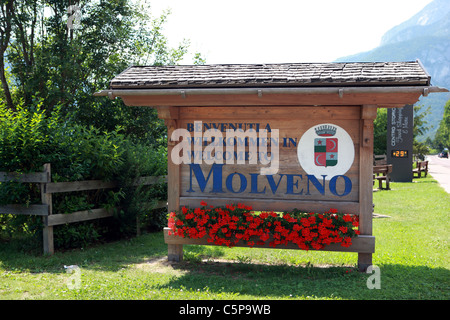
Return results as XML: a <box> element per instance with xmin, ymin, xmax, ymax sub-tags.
<box><xmin>335</xmin><ymin>0</ymin><xmax>450</xmax><ymax>140</ymax></box>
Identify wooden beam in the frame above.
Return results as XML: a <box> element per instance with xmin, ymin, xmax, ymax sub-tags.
<box><xmin>163</xmin><ymin>111</ymin><xmax>183</xmax><ymax>260</ymax></box>
<box><xmin>163</xmin><ymin>228</ymin><xmax>375</xmax><ymax>253</ymax></box>
<box><xmin>45</xmin><ymin>175</ymin><xmax>167</xmax><ymax>194</ymax></box>
<box><xmin>41</xmin><ymin>164</ymin><xmax>54</xmax><ymax>255</ymax></box>
<box><xmin>358</xmin><ymin>106</ymin><xmax>376</xmax><ymax>271</ymax></box>
<box><xmin>0</xmin><ymin>171</ymin><xmax>48</xmax><ymax>183</ymax></box>
<box><xmin>121</xmin><ymin>91</ymin><xmax>423</xmax><ymax>107</ymax></box>
<box><xmin>129</xmin><ymin>175</ymin><xmax>168</xmax><ymax>187</ymax></box>
<box><xmin>155</xmin><ymin>106</ymin><xmax>179</xmax><ymax>120</ymax></box>
<box><xmin>46</xmin><ymin>207</ymin><xmax>115</xmax><ymax>226</ymax></box>
<box><xmin>178</xmin><ymin>106</ymin><xmax>361</xmax><ymax>120</ymax></box>
<box><xmin>180</xmin><ymin>197</ymin><xmax>360</xmax><ymax>215</ymax></box>
<box><xmin>166</xmin><ymin>118</ymin><xmax>181</xmax><ymax>214</ymax></box>
<box><xmin>0</xmin><ymin>204</ymin><xmax>49</xmax><ymax>216</ymax></box>
<box><xmin>45</xmin><ymin>180</ymin><xmax>117</xmax><ymax>194</ymax></box>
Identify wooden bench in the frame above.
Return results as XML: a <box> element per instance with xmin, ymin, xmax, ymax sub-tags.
<box><xmin>374</xmin><ymin>154</ymin><xmax>387</xmax><ymax>166</ymax></box>
<box><xmin>413</xmin><ymin>160</ymin><xmax>428</xmax><ymax>178</ymax></box>
<box><xmin>373</xmin><ymin>164</ymin><xmax>393</xmax><ymax>190</ymax></box>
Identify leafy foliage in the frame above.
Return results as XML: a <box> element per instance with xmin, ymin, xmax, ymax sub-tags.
<box><xmin>0</xmin><ymin>1</ymin><xmax>202</xmax><ymax>249</ymax></box>
<box><xmin>0</xmin><ymin>103</ymin><xmax>168</xmax><ymax>249</ymax></box>
<box><xmin>373</xmin><ymin>108</ymin><xmax>387</xmax><ymax>155</ymax></box>
<box><xmin>433</xmin><ymin>99</ymin><xmax>450</xmax><ymax>151</ymax></box>
<box><xmin>1</xmin><ymin>0</ymin><xmax>201</xmax><ymax>143</ymax></box>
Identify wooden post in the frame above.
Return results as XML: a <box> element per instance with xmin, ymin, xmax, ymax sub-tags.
<box><xmin>41</xmin><ymin>163</ymin><xmax>54</xmax><ymax>255</ymax></box>
<box><xmin>358</xmin><ymin>105</ymin><xmax>377</xmax><ymax>271</ymax></box>
<box><xmin>157</xmin><ymin>107</ymin><xmax>183</xmax><ymax>262</ymax></box>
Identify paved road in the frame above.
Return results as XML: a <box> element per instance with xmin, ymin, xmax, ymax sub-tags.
<box><xmin>425</xmin><ymin>155</ymin><xmax>450</xmax><ymax>194</ymax></box>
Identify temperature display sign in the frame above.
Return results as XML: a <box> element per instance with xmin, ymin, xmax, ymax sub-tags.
<box><xmin>391</xmin><ymin>150</ymin><xmax>408</xmax><ymax>158</ymax></box>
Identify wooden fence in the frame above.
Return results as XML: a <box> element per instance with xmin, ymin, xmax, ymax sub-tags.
<box><xmin>0</xmin><ymin>163</ymin><xmax>167</xmax><ymax>254</ymax></box>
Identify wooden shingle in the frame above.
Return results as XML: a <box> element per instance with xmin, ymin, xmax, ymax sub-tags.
<box><xmin>109</xmin><ymin>61</ymin><xmax>431</xmax><ymax>89</ymax></box>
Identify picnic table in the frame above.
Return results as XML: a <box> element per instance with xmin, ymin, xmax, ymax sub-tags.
<box><xmin>373</xmin><ymin>164</ymin><xmax>393</xmax><ymax>190</ymax></box>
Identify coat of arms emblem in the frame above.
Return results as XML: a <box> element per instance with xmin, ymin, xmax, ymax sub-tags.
<box><xmin>314</xmin><ymin>125</ymin><xmax>338</xmax><ymax>167</ymax></box>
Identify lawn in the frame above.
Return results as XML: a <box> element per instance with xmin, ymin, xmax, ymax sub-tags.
<box><xmin>0</xmin><ymin>177</ymin><xmax>449</xmax><ymax>301</ymax></box>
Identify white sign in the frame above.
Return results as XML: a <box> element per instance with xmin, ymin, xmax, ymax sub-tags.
<box><xmin>297</xmin><ymin>123</ymin><xmax>355</xmax><ymax>180</ymax></box>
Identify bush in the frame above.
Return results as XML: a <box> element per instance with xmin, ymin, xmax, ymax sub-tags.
<box><xmin>108</xmin><ymin>141</ymin><xmax>168</xmax><ymax>238</ymax></box>
<box><xmin>0</xmin><ymin>104</ymin><xmax>168</xmax><ymax>250</ymax></box>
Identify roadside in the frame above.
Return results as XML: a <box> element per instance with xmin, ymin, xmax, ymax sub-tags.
<box><xmin>425</xmin><ymin>155</ymin><xmax>450</xmax><ymax>193</ymax></box>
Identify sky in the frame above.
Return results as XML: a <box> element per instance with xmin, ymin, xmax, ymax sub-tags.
<box><xmin>148</xmin><ymin>0</ymin><xmax>434</xmax><ymax>64</ymax></box>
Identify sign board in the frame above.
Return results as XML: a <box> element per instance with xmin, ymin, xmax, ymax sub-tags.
<box><xmin>387</xmin><ymin>104</ymin><xmax>414</xmax><ymax>182</ymax></box>
<box><xmin>174</xmin><ymin>106</ymin><xmax>361</xmax><ymax>214</ymax></box>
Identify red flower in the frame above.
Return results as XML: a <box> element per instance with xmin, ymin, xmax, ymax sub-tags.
<box><xmin>343</xmin><ymin>214</ymin><xmax>353</xmax><ymax>222</ymax></box>
<box><xmin>300</xmin><ymin>217</ymin><xmax>310</xmax><ymax>227</ymax></box>
<box><xmin>339</xmin><ymin>226</ymin><xmax>348</xmax><ymax>234</ymax></box>
<box><xmin>226</xmin><ymin>204</ymin><xmax>235</xmax><ymax>211</ymax></box>
<box><xmin>259</xmin><ymin>212</ymin><xmax>269</xmax><ymax>219</ymax></box>
<box><xmin>322</xmin><ymin>218</ymin><xmax>332</xmax><ymax>227</ymax></box>
<box><xmin>185</xmin><ymin>213</ymin><xmax>194</xmax><ymax>219</ymax></box>
<box><xmin>341</xmin><ymin>237</ymin><xmax>352</xmax><ymax>247</ymax></box>
<box><xmin>170</xmin><ymin>203</ymin><xmax>358</xmax><ymax>251</ymax></box>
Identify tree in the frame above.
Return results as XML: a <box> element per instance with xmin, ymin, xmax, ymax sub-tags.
<box><xmin>373</xmin><ymin>108</ymin><xmax>387</xmax><ymax>155</ymax></box>
<box><xmin>0</xmin><ymin>0</ymin><xmax>14</xmax><ymax>110</ymax></box>
<box><xmin>412</xmin><ymin>105</ymin><xmax>431</xmax><ymax>158</ymax></box>
<box><xmin>413</xmin><ymin>105</ymin><xmax>431</xmax><ymax>139</ymax></box>
<box><xmin>434</xmin><ymin>99</ymin><xmax>450</xmax><ymax>150</ymax></box>
<box><xmin>0</xmin><ymin>0</ymin><xmax>200</xmax><ymax>245</ymax></box>
<box><xmin>2</xmin><ymin>0</ymin><xmax>202</xmax><ymax>145</ymax></box>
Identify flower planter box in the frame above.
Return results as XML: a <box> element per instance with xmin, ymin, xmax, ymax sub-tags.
<box><xmin>164</xmin><ymin>203</ymin><xmax>375</xmax><ymax>262</ymax></box>
<box><xmin>164</xmin><ymin>227</ymin><xmax>375</xmax><ymax>262</ymax></box>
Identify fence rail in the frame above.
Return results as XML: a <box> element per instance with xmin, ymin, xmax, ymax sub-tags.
<box><xmin>0</xmin><ymin>163</ymin><xmax>168</xmax><ymax>254</ymax></box>
<box><xmin>0</xmin><ymin>204</ymin><xmax>49</xmax><ymax>216</ymax></box>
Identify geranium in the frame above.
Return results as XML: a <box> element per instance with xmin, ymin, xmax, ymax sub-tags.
<box><xmin>168</xmin><ymin>201</ymin><xmax>360</xmax><ymax>250</ymax></box>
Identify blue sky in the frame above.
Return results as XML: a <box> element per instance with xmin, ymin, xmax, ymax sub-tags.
<box><xmin>149</xmin><ymin>0</ymin><xmax>433</xmax><ymax>64</ymax></box>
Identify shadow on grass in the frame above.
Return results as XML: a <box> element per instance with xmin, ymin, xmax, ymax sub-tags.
<box><xmin>1</xmin><ymin>229</ymin><xmax>449</xmax><ymax>300</ymax></box>
<box><xmin>0</xmin><ymin>231</ymin><xmax>171</xmax><ymax>273</ymax></box>
<box><xmin>157</xmin><ymin>259</ymin><xmax>449</xmax><ymax>300</ymax></box>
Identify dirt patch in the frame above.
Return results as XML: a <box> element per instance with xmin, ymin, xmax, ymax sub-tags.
<box><xmin>133</xmin><ymin>257</ymin><xmax>186</xmax><ymax>276</ymax></box>
<box><xmin>373</xmin><ymin>213</ymin><xmax>391</xmax><ymax>218</ymax></box>
<box><xmin>133</xmin><ymin>256</ymin><xmax>355</xmax><ymax>278</ymax></box>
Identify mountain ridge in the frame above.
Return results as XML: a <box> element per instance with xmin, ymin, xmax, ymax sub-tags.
<box><xmin>335</xmin><ymin>0</ymin><xmax>450</xmax><ymax>140</ymax></box>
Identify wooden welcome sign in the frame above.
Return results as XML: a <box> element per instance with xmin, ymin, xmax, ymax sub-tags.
<box><xmin>96</xmin><ymin>61</ymin><xmax>445</xmax><ymax>270</ymax></box>
<box><xmin>172</xmin><ymin>110</ymin><xmax>362</xmax><ymax>213</ymax></box>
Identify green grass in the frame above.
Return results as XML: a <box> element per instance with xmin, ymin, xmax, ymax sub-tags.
<box><xmin>0</xmin><ymin>177</ymin><xmax>449</xmax><ymax>300</ymax></box>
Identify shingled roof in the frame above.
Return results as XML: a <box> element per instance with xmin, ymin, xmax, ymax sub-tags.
<box><xmin>109</xmin><ymin>61</ymin><xmax>431</xmax><ymax>89</ymax></box>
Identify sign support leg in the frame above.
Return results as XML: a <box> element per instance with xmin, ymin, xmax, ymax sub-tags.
<box><xmin>358</xmin><ymin>106</ymin><xmax>377</xmax><ymax>271</ymax></box>
<box><xmin>168</xmin><ymin>244</ymin><xmax>183</xmax><ymax>262</ymax></box>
